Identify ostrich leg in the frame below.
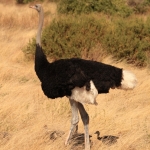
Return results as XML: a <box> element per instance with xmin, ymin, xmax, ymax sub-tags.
<box><xmin>78</xmin><ymin>102</ymin><xmax>90</xmax><ymax>150</ymax></box>
<box><xmin>65</xmin><ymin>99</ymin><xmax>79</xmax><ymax>145</ymax></box>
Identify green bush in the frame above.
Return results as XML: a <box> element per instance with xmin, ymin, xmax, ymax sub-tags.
<box><xmin>24</xmin><ymin>12</ymin><xmax>150</xmax><ymax>66</ymax></box>
<box><xmin>23</xmin><ymin>15</ymin><xmax>105</xmax><ymax>60</ymax></box>
<box><xmin>127</xmin><ymin>0</ymin><xmax>150</xmax><ymax>14</ymax></box>
<box><xmin>101</xmin><ymin>18</ymin><xmax>150</xmax><ymax>66</ymax></box>
<box><xmin>58</xmin><ymin>0</ymin><xmax>132</xmax><ymax>17</ymax></box>
<box><xmin>23</xmin><ymin>38</ymin><xmax>36</xmax><ymax>59</ymax></box>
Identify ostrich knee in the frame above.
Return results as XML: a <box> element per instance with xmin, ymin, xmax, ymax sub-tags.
<box><xmin>78</xmin><ymin>103</ymin><xmax>90</xmax><ymax>150</ymax></box>
<box><xmin>65</xmin><ymin>99</ymin><xmax>79</xmax><ymax>145</ymax></box>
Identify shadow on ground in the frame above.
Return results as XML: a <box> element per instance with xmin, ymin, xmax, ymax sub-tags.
<box><xmin>69</xmin><ymin>133</ymin><xmax>92</xmax><ymax>150</ymax></box>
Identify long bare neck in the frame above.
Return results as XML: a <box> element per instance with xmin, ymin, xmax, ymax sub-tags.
<box><xmin>35</xmin><ymin>6</ymin><xmax>49</xmax><ymax>81</ymax></box>
<box><xmin>37</xmin><ymin>7</ymin><xmax>44</xmax><ymax>46</ymax></box>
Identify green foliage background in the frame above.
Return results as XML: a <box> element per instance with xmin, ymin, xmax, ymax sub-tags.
<box><xmin>24</xmin><ymin>15</ymin><xmax>105</xmax><ymax>59</ymax></box>
<box><xmin>23</xmin><ymin>0</ymin><xmax>150</xmax><ymax>66</ymax></box>
<box><xmin>102</xmin><ymin>18</ymin><xmax>150</xmax><ymax>66</ymax></box>
<box><xmin>58</xmin><ymin>0</ymin><xmax>132</xmax><ymax>17</ymax></box>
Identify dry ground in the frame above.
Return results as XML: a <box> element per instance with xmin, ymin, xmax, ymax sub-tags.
<box><xmin>0</xmin><ymin>1</ymin><xmax>150</xmax><ymax>150</ymax></box>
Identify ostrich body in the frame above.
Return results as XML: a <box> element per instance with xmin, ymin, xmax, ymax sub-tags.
<box><xmin>30</xmin><ymin>4</ymin><xmax>137</xmax><ymax>150</ymax></box>
<box><xmin>95</xmin><ymin>131</ymin><xmax>119</xmax><ymax>145</ymax></box>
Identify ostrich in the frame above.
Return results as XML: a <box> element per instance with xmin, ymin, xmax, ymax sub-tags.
<box><xmin>95</xmin><ymin>131</ymin><xmax>119</xmax><ymax>145</ymax></box>
<box><xmin>29</xmin><ymin>4</ymin><xmax>137</xmax><ymax>150</ymax></box>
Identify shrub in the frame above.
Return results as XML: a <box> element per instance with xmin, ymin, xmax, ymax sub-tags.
<box><xmin>23</xmin><ymin>38</ymin><xmax>36</xmax><ymax>59</ymax></box>
<box><xmin>101</xmin><ymin>18</ymin><xmax>150</xmax><ymax>66</ymax></box>
<box><xmin>58</xmin><ymin>0</ymin><xmax>132</xmax><ymax>17</ymax></box>
<box><xmin>23</xmin><ymin>15</ymin><xmax>105</xmax><ymax>60</ymax></box>
<box><xmin>23</xmin><ymin>10</ymin><xmax>150</xmax><ymax>66</ymax></box>
<box><xmin>127</xmin><ymin>0</ymin><xmax>150</xmax><ymax>14</ymax></box>
<box><xmin>127</xmin><ymin>0</ymin><xmax>144</xmax><ymax>6</ymax></box>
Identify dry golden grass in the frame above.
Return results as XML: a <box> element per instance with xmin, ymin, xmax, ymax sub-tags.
<box><xmin>0</xmin><ymin>2</ymin><xmax>150</xmax><ymax>150</ymax></box>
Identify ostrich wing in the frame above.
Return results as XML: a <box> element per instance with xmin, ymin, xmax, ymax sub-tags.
<box><xmin>40</xmin><ymin>59</ymin><xmax>89</xmax><ymax>99</ymax></box>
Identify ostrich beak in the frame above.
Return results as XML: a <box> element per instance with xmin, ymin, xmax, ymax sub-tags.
<box><xmin>29</xmin><ymin>6</ymin><xmax>36</xmax><ymax>9</ymax></box>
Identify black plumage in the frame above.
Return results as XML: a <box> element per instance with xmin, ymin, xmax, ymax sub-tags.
<box><xmin>35</xmin><ymin>44</ymin><xmax>123</xmax><ymax>99</ymax></box>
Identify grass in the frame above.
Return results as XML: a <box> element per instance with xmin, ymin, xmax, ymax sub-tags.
<box><xmin>0</xmin><ymin>1</ymin><xmax>150</xmax><ymax>150</ymax></box>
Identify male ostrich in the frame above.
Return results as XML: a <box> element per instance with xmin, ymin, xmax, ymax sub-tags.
<box><xmin>30</xmin><ymin>4</ymin><xmax>137</xmax><ymax>150</ymax></box>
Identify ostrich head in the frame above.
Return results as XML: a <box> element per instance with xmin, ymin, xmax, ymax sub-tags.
<box><xmin>95</xmin><ymin>131</ymin><xmax>100</xmax><ymax>136</ymax></box>
<box><xmin>29</xmin><ymin>4</ymin><xmax>42</xmax><ymax>12</ymax></box>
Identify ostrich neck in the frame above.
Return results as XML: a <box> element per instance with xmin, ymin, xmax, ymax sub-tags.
<box><xmin>97</xmin><ymin>133</ymin><xmax>99</xmax><ymax>138</ymax></box>
<box><xmin>35</xmin><ymin>7</ymin><xmax>49</xmax><ymax>82</ymax></box>
<box><xmin>37</xmin><ymin>8</ymin><xmax>44</xmax><ymax>45</ymax></box>
<box><xmin>96</xmin><ymin>132</ymin><xmax>100</xmax><ymax>139</ymax></box>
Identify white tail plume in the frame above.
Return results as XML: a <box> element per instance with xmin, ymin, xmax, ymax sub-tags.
<box><xmin>120</xmin><ymin>70</ymin><xmax>137</xmax><ymax>90</ymax></box>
